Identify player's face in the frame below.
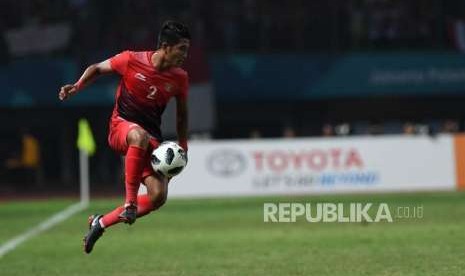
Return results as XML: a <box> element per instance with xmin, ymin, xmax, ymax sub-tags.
<box><xmin>166</xmin><ymin>39</ymin><xmax>190</xmax><ymax>67</ymax></box>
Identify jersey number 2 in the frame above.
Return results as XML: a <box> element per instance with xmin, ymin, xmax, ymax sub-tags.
<box><xmin>147</xmin><ymin>85</ymin><xmax>157</xmax><ymax>99</ymax></box>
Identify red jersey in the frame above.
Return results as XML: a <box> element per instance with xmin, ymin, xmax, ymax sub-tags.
<box><xmin>109</xmin><ymin>50</ymin><xmax>189</xmax><ymax>140</ymax></box>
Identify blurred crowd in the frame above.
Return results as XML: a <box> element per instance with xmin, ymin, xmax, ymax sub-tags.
<box><xmin>246</xmin><ymin>119</ymin><xmax>462</xmax><ymax>139</ymax></box>
<box><xmin>1</xmin><ymin>0</ymin><xmax>465</xmax><ymax>64</ymax></box>
<box><xmin>318</xmin><ymin>119</ymin><xmax>461</xmax><ymax>137</ymax></box>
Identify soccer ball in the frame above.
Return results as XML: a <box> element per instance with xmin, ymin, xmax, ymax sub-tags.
<box><xmin>151</xmin><ymin>141</ymin><xmax>187</xmax><ymax>178</ymax></box>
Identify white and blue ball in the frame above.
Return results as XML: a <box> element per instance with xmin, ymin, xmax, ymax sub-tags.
<box><xmin>151</xmin><ymin>141</ymin><xmax>187</xmax><ymax>178</ymax></box>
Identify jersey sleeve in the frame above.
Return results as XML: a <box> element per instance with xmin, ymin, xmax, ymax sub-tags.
<box><xmin>176</xmin><ymin>73</ymin><xmax>189</xmax><ymax>100</ymax></box>
<box><xmin>110</xmin><ymin>51</ymin><xmax>131</xmax><ymax>75</ymax></box>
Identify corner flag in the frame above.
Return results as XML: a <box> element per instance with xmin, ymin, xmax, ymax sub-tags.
<box><xmin>77</xmin><ymin>119</ymin><xmax>96</xmax><ymax>156</ymax></box>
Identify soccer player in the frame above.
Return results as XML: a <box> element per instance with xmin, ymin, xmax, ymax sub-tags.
<box><xmin>58</xmin><ymin>21</ymin><xmax>190</xmax><ymax>253</ymax></box>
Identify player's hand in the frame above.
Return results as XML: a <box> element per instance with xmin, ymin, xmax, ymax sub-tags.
<box><xmin>59</xmin><ymin>84</ymin><xmax>78</xmax><ymax>101</ymax></box>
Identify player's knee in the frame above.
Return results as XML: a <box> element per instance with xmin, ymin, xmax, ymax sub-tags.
<box><xmin>127</xmin><ymin>128</ymin><xmax>149</xmax><ymax>148</ymax></box>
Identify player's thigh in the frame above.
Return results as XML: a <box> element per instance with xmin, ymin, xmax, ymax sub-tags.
<box><xmin>108</xmin><ymin>119</ymin><xmax>142</xmax><ymax>154</ymax></box>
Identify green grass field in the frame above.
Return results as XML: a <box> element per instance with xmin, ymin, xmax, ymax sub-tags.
<box><xmin>1</xmin><ymin>192</ymin><xmax>465</xmax><ymax>276</ymax></box>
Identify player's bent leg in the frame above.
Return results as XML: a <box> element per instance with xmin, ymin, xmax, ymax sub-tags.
<box><xmin>137</xmin><ymin>173</ymin><xmax>169</xmax><ymax>217</ymax></box>
<box><xmin>98</xmin><ymin>174</ymin><xmax>168</xmax><ymax>228</ymax></box>
<box><xmin>82</xmin><ymin>174</ymin><xmax>167</xmax><ymax>253</ymax></box>
<box><xmin>121</xmin><ymin>127</ymin><xmax>150</xmax><ymax>224</ymax></box>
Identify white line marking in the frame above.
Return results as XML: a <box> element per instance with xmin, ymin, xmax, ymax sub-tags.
<box><xmin>0</xmin><ymin>202</ymin><xmax>87</xmax><ymax>258</ymax></box>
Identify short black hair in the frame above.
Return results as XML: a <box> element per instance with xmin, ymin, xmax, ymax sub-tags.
<box><xmin>157</xmin><ymin>20</ymin><xmax>191</xmax><ymax>48</ymax></box>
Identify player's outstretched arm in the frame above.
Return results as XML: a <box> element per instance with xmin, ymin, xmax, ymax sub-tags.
<box><xmin>59</xmin><ymin>60</ymin><xmax>114</xmax><ymax>101</ymax></box>
<box><xmin>176</xmin><ymin>97</ymin><xmax>189</xmax><ymax>152</ymax></box>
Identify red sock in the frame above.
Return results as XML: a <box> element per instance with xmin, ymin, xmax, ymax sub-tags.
<box><xmin>100</xmin><ymin>195</ymin><xmax>155</xmax><ymax>228</ymax></box>
<box><xmin>136</xmin><ymin>194</ymin><xmax>155</xmax><ymax>217</ymax></box>
<box><xmin>100</xmin><ymin>206</ymin><xmax>124</xmax><ymax>228</ymax></box>
<box><xmin>125</xmin><ymin>145</ymin><xmax>146</xmax><ymax>205</ymax></box>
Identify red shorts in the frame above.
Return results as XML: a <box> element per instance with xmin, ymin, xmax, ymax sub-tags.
<box><xmin>108</xmin><ymin>116</ymin><xmax>160</xmax><ymax>179</ymax></box>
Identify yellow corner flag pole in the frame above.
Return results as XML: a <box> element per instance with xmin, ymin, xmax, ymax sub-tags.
<box><xmin>77</xmin><ymin>119</ymin><xmax>96</xmax><ymax>206</ymax></box>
